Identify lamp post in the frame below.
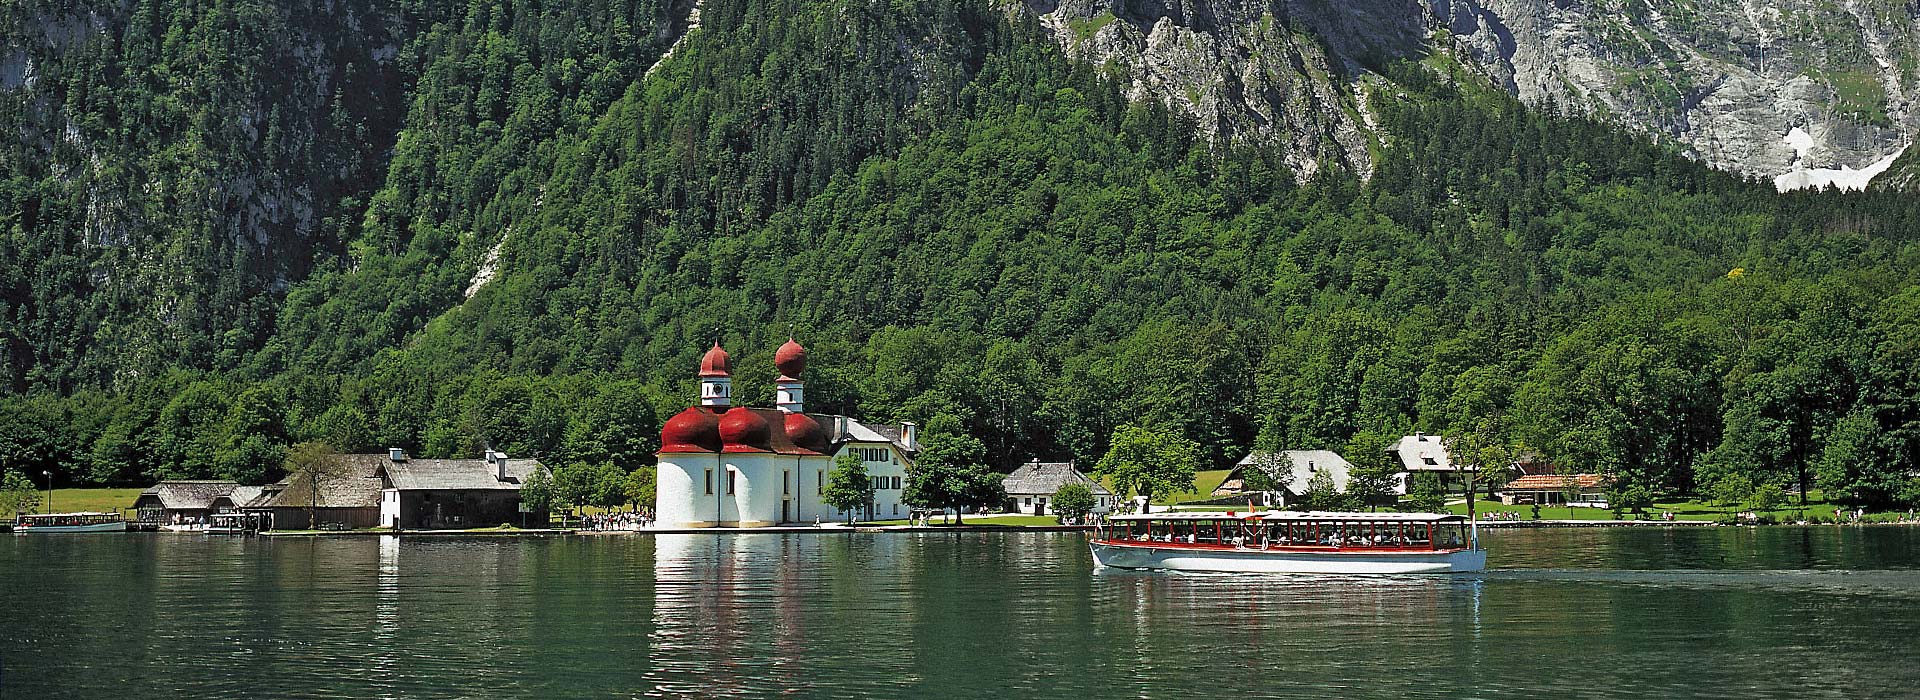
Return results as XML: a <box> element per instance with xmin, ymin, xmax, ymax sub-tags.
<box><xmin>42</xmin><ymin>470</ymin><xmax>52</xmax><ymax>514</ymax></box>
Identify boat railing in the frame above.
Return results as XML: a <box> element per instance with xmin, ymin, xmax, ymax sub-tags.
<box><xmin>1094</xmin><ymin>516</ymin><xmax>1470</xmax><ymax>551</ymax></box>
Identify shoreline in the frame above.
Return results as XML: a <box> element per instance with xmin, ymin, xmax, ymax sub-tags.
<box><xmin>23</xmin><ymin>519</ymin><xmax>1911</xmax><ymax>538</ymax></box>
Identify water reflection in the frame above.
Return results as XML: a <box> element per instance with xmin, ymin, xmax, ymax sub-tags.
<box><xmin>1</xmin><ymin>528</ymin><xmax>1918</xmax><ymax>699</ymax></box>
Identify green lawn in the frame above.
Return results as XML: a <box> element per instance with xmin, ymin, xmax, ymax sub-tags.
<box><xmin>36</xmin><ymin>488</ymin><xmax>146</xmax><ymax>515</ymax></box>
<box><xmin>1096</xmin><ymin>469</ymin><xmax>1234</xmax><ymax>506</ymax></box>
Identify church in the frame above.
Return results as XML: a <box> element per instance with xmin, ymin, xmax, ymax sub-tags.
<box><xmin>654</xmin><ymin>339</ymin><xmax>918</xmax><ymax>528</ymax></box>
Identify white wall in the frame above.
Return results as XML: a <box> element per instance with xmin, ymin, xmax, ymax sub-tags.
<box><xmin>821</xmin><ymin>442</ymin><xmax>908</xmax><ymax>522</ymax></box>
<box><xmin>1010</xmin><ymin>491</ymin><xmax>1114</xmax><ymax>516</ymax></box>
<box><xmin>656</xmin><ymin>453</ymin><xmax>722</xmax><ymax>528</ymax></box>
<box><xmin>658</xmin><ymin>441</ymin><xmax>912</xmax><ymax>527</ymax></box>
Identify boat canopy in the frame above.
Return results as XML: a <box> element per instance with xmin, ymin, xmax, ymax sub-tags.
<box><xmin>1107</xmin><ymin>510</ymin><xmax>1466</xmax><ymax>523</ymax></box>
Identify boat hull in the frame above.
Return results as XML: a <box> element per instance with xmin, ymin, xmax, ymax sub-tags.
<box><xmin>1090</xmin><ymin>541</ymin><xmax>1485</xmax><ymax>574</ymax></box>
<box><xmin>14</xmin><ymin>521</ymin><xmax>129</xmax><ymax>534</ymax></box>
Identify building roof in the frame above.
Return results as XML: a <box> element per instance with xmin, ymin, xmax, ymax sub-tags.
<box><xmin>208</xmin><ymin>486</ymin><xmax>265</xmax><ymax>510</ymax></box>
<box><xmin>381</xmin><ymin>457</ymin><xmax>544</xmax><ymax>491</ymax></box>
<box><xmin>258</xmin><ymin>454</ymin><xmax>387</xmax><ymax>509</ymax></box>
<box><xmin>1390</xmin><ymin>434</ymin><xmax>1469</xmax><ymax>472</ymax></box>
<box><xmin>1506</xmin><ymin>474</ymin><xmax>1607</xmax><ymax>491</ymax></box>
<box><xmin>1219</xmin><ymin>451</ymin><xmax>1408</xmax><ymax>501</ymax></box>
<box><xmin>135</xmin><ymin>480</ymin><xmax>242</xmax><ymax>510</ymax></box>
<box><xmin>825</xmin><ymin>416</ymin><xmax>917</xmax><ymax>458</ymax></box>
<box><xmin>1003</xmin><ymin>461</ymin><xmax>1112</xmax><ymax>496</ymax></box>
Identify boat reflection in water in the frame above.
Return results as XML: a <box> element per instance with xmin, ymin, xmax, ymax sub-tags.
<box><xmin>1091</xmin><ymin>511</ymin><xmax>1486</xmax><ymax>574</ymax></box>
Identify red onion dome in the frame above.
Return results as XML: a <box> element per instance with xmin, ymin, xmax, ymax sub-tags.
<box><xmin>774</xmin><ymin>338</ymin><xmax>807</xmax><ymax>379</ymax></box>
<box><xmin>698</xmin><ymin>342</ymin><xmax>731</xmax><ymax>378</ymax></box>
<box><xmin>659</xmin><ymin>407</ymin><xmax>722</xmax><ymax>453</ymax></box>
<box><xmin>718</xmin><ymin>407</ymin><xmax>771</xmax><ymax>452</ymax></box>
<box><xmin>784</xmin><ymin>412</ymin><xmax>829</xmax><ymax>454</ymax></box>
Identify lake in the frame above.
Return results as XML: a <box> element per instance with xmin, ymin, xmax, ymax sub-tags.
<box><xmin>2</xmin><ymin>527</ymin><xmax>1917</xmax><ymax>698</ymax></box>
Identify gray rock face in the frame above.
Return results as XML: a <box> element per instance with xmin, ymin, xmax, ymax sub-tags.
<box><xmin>1024</xmin><ymin>0</ymin><xmax>1919</xmax><ymax>183</ymax></box>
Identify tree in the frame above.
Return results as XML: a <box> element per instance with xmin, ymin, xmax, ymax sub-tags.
<box><xmin>586</xmin><ymin>462</ymin><xmax>630</xmax><ymax>511</ymax></box>
<box><xmin>521</xmin><ymin>469</ymin><xmax>556</xmax><ymax>526</ymax></box>
<box><xmin>903</xmin><ymin>418</ymin><xmax>1002</xmax><ymax>525</ymax></box>
<box><xmin>822</xmin><ymin>452</ymin><xmax>875</xmax><ymax>523</ymax></box>
<box><xmin>1342</xmin><ymin>430</ymin><xmax>1401</xmax><ymax>510</ymax></box>
<box><xmin>1298</xmin><ymin>470</ymin><xmax>1355</xmax><ymax>511</ymax></box>
<box><xmin>1051</xmin><ymin>483</ymin><xmax>1095</xmax><ymax>524</ymax></box>
<box><xmin>1406</xmin><ymin>473</ymin><xmax>1447</xmax><ymax>513</ymax></box>
<box><xmin>215</xmin><ymin>434</ymin><xmax>284</xmax><ymax>485</ymax></box>
<box><xmin>552</xmin><ymin>463</ymin><xmax>597</xmax><ymax>515</ymax></box>
<box><xmin>625</xmin><ymin>466</ymin><xmax>657</xmax><ymax>513</ymax></box>
<box><xmin>1238</xmin><ymin>452</ymin><xmax>1293</xmax><ymax>506</ymax></box>
<box><xmin>1709</xmin><ymin>472</ymin><xmax>1755</xmax><ymax>521</ymax></box>
<box><xmin>0</xmin><ymin>470</ymin><xmax>41</xmax><ymax>520</ymax></box>
<box><xmin>1093</xmin><ymin>425</ymin><xmax>1199</xmax><ymax>513</ymax></box>
<box><xmin>282</xmin><ymin>442</ymin><xmax>344</xmax><ymax>530</ymax></box>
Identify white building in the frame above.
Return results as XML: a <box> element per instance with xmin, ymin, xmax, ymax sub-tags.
<box><xmin>1389</xmin><ymin>433</ymin><xmax>1464</xmax><ymax>473</ymax></box>
<box><xmin>1217</xmin><ymin>450</ymin><xmax>1407</xmax><ymax>506</ymax></box>
<box><xmin>1002</xmin><ymin>460</ymin><xmax>1114</xmax><ymax>516</ymax></box>
<box><xmin>654</xmin><ymin>340</ymin><xmax>918</xmax><ymax>528</ymax></box>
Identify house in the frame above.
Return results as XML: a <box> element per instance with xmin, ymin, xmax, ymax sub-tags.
<box><xmin>376</xmin><ymin>449</ymin><xmax>547</xmax><ymax>529</ymax></box>
<box><xmin>1002</xmin><ymin>460</ymin><xmax>1114</xmax><ymax>516</ymax></box>
<box><xmin>133</xmin><ymin>480</ymin><xmax>245</xmax><ymax>525</ymax></box>
<box><xmin>1389</xmin><ymin>433</ymin><xmax>1462</xmax><ymax>473</ymax></box>
<box><xmin>245</xmin><ymin>457</ymin><xmax>385</xmax><ymax>530</ymax></box>
<box><xmin>1502</xmin><ymin>474</ymin><xmax>1610</xmax><ymax>507</ymax></box>
<box><xmin>1213</xmin><ymin>450</ymin><xmax>1407</xmax><ymax>506</ymax></box>
<box><xmin>655</xmin><ymin>339</ymin><xmax>918</xmax><ymax>528</ymax></box>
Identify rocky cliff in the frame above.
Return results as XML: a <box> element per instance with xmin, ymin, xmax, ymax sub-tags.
<box><xmin>1025</xmin><ymin>0</ymin><xmax>1919</xmax><ymax>187</ymax></box>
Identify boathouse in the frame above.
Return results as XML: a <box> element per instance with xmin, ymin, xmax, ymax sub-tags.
<box><xmin>246</xmin><ymin>457</ymin><xmax>384</xmax><ymax>530</ymax></box>
<box><xmin>1003</xmin><ymin>460</ymin><xmax>1114</xmax><ymax>516</ymax></box>
<box><xmin>133</xmin><ymin>480</ymin><xmax>245</xmax><ymax>525</ymax></box>
<box><xmin>375</xmin><ymin>450</ymin><xmax>547</xmax><ymax>529</ymax></box>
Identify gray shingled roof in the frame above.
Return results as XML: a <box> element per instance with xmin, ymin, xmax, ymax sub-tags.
<box><xmin>1390</xmin><ymin>434</ymin><xmax>1467</xmax><ymax>472</ymax></box>
<box><xmin>135</xmin><ymin>480</ymin><xmax>242</xmax><ymax>510</ymax></box>
<box><xmin>381</xmin><ymin>457</ymin><xmax>543</xmax><ymax>490</ymax></box>
<box><xmin>816</xmin><ymin>415</ymin><xmax>917</xmax><ymax>463</ymax></box>
<box><xmin>210</xmin><ymin>486</ymin><xmax>264</xmax><ymax>510</ymax></box>
<box><xmin>1003</xmin><ymin>461</ymin><xmax>1111</xmax><ymax>496</ymax></box>
<box><xmin>261</xmin><ymin>454</ymin><xmax>386</xmax><ymax>509</ymax></box>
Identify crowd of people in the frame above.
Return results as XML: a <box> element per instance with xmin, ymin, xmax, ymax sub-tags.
<box><xmin>579</xmin><ymin>511</ymin><xmax>652</xmax><ymax>531</ymax></box>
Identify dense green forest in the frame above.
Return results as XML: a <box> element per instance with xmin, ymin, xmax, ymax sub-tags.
<box><xmin>3</xmin><ymin>0</ymin><xmax>1919</xmax><ymax>510</ymax></box>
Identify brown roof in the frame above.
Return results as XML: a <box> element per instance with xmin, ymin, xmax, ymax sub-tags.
<box><xmin>261</xmin><ymin>455</ymin><xmax>385</xmax><ymax>509</ymax></box>
<box><xmin>1506</xmin><ymin>474</ymin><xmax>1607</xmax><ymax>491</ymax></box>
<box><xmin>135</xmin><ymin>481</ymin><xmax>242</xmax><ymax>510</ymax></box>
<box><xmin>382</xmin><ymin>457</ymin><xmax>542</xmax><ymax>490</ymax></box>
<box><xmin>1003</xmin><ymin>461</ymin><xmax>1111</xmax><ymax>496</ymax></box>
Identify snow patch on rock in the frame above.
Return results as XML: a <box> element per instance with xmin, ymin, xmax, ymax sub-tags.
<box><xmin>1775</xmin><ymin>146</ymin><xmax>1907</xmax><ymax>192</ymax></box>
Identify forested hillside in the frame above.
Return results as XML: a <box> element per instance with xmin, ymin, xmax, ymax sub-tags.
<box><xmin>4</xmin><ymin>0</ymin><xmax>1920</xmax><ymax>510</ymax></box>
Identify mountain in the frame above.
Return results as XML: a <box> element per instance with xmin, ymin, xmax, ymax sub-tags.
<box><xmin>1025</xmin><ymin>0</ymin><xmax>1919</xmax><ymax>187</ymax></box>
<box><xmin>4</xmin><ymin>0</ymin><xmax>1920</xmax><ymax>512</ymax></box>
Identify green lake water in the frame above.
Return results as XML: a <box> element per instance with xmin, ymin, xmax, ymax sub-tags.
<box><xmin>2</xmin><ymin>527</ymin><xmax>1917</xmax><ymax>699</ymax></box>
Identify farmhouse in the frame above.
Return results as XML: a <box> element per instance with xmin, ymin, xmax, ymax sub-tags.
<box><xmin>1002</xmin><ymin>460</ymin><xmax>1114</xmax><ymax>516</ymax></box>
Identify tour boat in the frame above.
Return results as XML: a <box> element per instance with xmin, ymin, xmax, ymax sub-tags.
<box><xmin>13</xmin><ymin>512</ymin><xmax>129</xmax><ymax>534</ymax></box>
<box><xmin>1090</xmin><ymin>510</ymin><xmax>1485</xmax><ymax>574</ymax></box>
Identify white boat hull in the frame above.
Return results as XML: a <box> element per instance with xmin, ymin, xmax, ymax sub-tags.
<box><xmin>15</xmin><ymin>521</ymin><xmax>129</xmax><ymax>534</ymax></box>
<box><xmin>1090</xmin><ymin>541</ymin><xmax>1485</xmax><ymax>574</ymax></box>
